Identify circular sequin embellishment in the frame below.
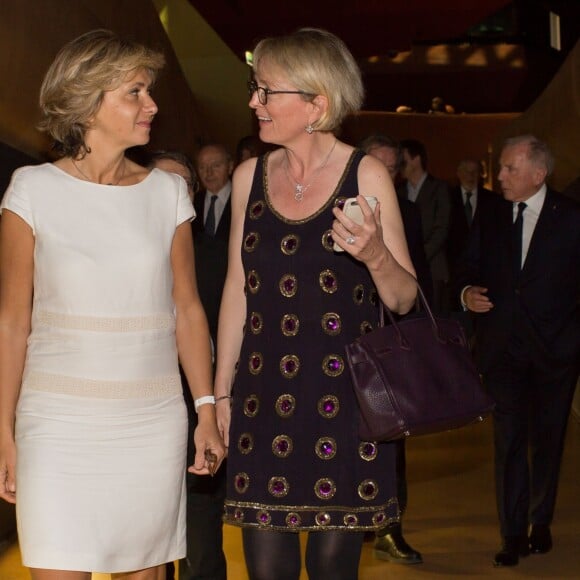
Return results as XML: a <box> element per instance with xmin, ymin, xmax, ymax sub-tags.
<box><xmin>279</xmin><ymin>274</ymin><xmax>298</xmax><ymax>298</ymax></box>
<box><xmin>250</xmin><ymin>312</ymin><xmax>263</xmax><ymax>335</ymax></box>
<box><xmin>233</xmin><ymin>508</ymin><xmax>244</xmax><ymax>522</ymax></box>
<box><xmin>281</xmin><ymin>234</ymin><xmax>300</xmax><ymax>255</ymax></box>
<box><xmin>358</xmin><ymin>479</ymin><xmax>379</xmax><ymax>501</ymax></box>
<box><xmin>281</xmin><ymin>314</ymin><xmax>299</xmax><ymax>337</ymax></box>
<box><xmin>244</xmin><ymin>395</ymin><xmax>260</xmax><ymax>418</ymax></box>
<box><xmin>315</xmin><ymin>512</ymin><xmax>331</xmax><ymax>526</ymax></box>
<box><xmin>238</xmin><ymin>433</ymin><xmax>254</xmax><ymax>455</ymax></box>
<box><xmin>344</xmin><ymin>513</ymin><xmax>359</xmax><ymax>527</ymax></box>
<box><xmin>358</xmin><ymin>441</ymin><xmax>378</xmax><ymax>462</ymax></box>
<box><xmin>249</xmin><ymin>352</ymin><xmax>263</xmax><ymax>375</ymax></box>
<box><xmin>319</xmin><ymin>269</ymin><xmax>338</xmax><ymax>294</ymax></box>
<box><xmin>314</xmin><ymin>478</ymin><xmax>336</xmax><ymax>500</ymax></box>
<box><xmin>272</xmin><ymin>435</ymin><xmax>293</xmax><ymax>458</ymax></box>
<box><xmin>315</xmin><ymin>437</ymin><xmax>337</xmax><ymax>460</ymax></box>
<box><xmin>322</xmin><ymin>354</ymin><xmax>344</xmax><ymax>377</ymax></box>
<box><xmin>280</xmin><ymin>354</ymin><xmax>300</xmax><ymax>379</ymax></box>
<box><xmin>257</xmin><ymin>510</ymin><xmax>271</xmax><ymax>525</ymax></box>
<box><xmin>353</xmin><ymin>284</ymin><xmax>365</xmax><ymax>305</ymax></box>
<box><xmin>318</xmin><ymin>395</ymin><xmax>340</xmax><ymax>419</ymax></box>
<box><xmin>321</xmin><ymin>229</ymin><xmax>335</xmax><ymax>252</ymax></box>
<box><xmin>248</xmin><ymin>200</ymin><xmax>265</xmax><ymax>220</ymax></box>
<box><xmin>286</xmin><ymin>512</ymin><xmax>302</xmax><ymax>528</ymax></box>
<box><xmin>372</xmin><ymin>511</ymin><xmax>387</xmax><ymax>527</ymax></box>
<box><xmin>334</xmin><ymin>196</ymin><xmax>347</xmax><ymax>210</ymax></box>
<box><xmin>243</xmin><ymin>232</ymin><xmax>260</xmax><ymax>253</ymax></box>
<box><xmin>275</xmin><ymin>394</ymin><xmax>296</xmax><ymax>418</ymax></box>
<box><xmin>247</xmin><ymin>270</ymin><xmax>261</xmax><ymax>294</ymax></box>
<box><xmin>321</xmin><ymin>312</ymin><xmax>341</xmax><ymax>336</ymax></box>
<box><xmin>369</xmin><ymin>288</ymin><xmax>379</xmax><ymax>306</ymax></box>
<box><xmin>234</xmin><ymin>472</ymin><xmax>250</xmax><ymax>494</ymax></box>
<box><xmin>360</xmin><ymin>320</ymin><xmax>373</xmax><ymax>335</ymax></box>
<box><xmin>268</xmin><ymin>476</ymin><xmax>290</xmax><ymax>498</ymax></box>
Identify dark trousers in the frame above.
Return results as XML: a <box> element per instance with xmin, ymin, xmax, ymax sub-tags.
<box><xmin>378</xmin><ymin>439</ymin><xmax>407</xmax><ymax>536</ymax></box>
<box><xmin>179</xmin><ymin>464</ymin><xmax>227</xmax><ymax>580</ymax></box>
<box><xmin>484</xmin><ymin>346</ymin><xmax>577</xmax><ymax>537</ymax></box>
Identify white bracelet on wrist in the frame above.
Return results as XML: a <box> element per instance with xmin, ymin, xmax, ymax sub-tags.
<box><xmin>194</xmin><ymin>395</ymin><xmax>215</xmax><ymax>413</ymax></box>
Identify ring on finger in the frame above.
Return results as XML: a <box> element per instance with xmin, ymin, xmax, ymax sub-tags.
<box><xmin>346</xmin><ymin>235</ymin><xmax>356</xmax><ymax>245</ymax></box>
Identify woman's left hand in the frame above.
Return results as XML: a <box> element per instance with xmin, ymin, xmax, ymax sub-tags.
<box><xmin>188</xmin><ymin>411</ymin><xmax>227</xmax><ymax>476</ymax></box>
<box><xmin>332</xmin><ymin>195</ymin><xmax>387</xmax><ymax>265</ymax></box>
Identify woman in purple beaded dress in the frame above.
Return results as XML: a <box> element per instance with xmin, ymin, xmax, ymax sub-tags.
<box><xmin>214</xmin><ymin>28</ymin><xmax>417</xmax><ymax>579</ymax></box>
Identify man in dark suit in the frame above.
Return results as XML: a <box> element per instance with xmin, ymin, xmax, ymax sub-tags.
<box><xmin>447</xmin><ymin>159</ymin><xmax>496</xmax><ymax>278</ymax></box>
<box><xmin>398</xmin><ymin>139</ymin><xmax>451</xmax><ymax>313</ymax></box>
<box><xmin>174</xmin><ymin>143</ymin><xmax>233</xmax><ymax>580</ymax></box>
<box><xmin>193</xmin><ymin>144</ymin><xmax>233</xmax><ymax>342</ymax></box>
<box><xmin>361</xmin><ymin>135</ymin><xmax>433</xmax><ymax>565</ymax></box>
<box><xmin>456</xmin><ymin>135</ymin><xmax>580</xmax><ymax>567</ymax></box>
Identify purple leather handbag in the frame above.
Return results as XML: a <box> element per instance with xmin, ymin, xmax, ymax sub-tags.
<box><xmin>345</xmin><ymin>286</ymin><xmax>494</xmax><ymax>441</ymax></box>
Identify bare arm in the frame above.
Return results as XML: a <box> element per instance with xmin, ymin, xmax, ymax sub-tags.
<box><xmin>0</xmin><ymin>211</ymin><xmax>34</xmax><ymax>503</ymax></box>
<box><xmin>332</xmin><ymin>154</ymin><xmax>417</xmax><ymax>314</ymax></box>
<box><xmin>172</xmin><ymin>222</ymin><xmax>226</xmax><ymax>475</ymax></box>
<box><xmin>213</xmin><ymin>158</ymin><xmax>256</xmax><ymax>446</ymax></box>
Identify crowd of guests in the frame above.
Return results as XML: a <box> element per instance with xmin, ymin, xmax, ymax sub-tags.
<box><xmin>0</xmin><ymin>25</ymin><xmax>578</xmax><ymax>580</ymax></box>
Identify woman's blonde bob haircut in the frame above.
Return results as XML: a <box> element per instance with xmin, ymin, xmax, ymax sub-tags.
<box><xmin>38</xmin><ymin>29</ymin><xmax>165</xmax><ymax>158</ymax></box>
<box><xmin>252</xmin><ymin>28</ymin><xmax>364</xmax><ymax>132</ymax></box>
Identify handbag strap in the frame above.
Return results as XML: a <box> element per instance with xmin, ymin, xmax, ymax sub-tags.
<box><xmin>378</xmin><ymin>283</ymin><xmax>442</xmax><ymax>346</ymax></box>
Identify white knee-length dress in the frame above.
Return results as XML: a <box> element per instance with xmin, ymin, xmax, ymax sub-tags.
<box><xmin>1</xmin><ymin>164</ymin><xmax>194</xmax><ymax>573</ymax></box>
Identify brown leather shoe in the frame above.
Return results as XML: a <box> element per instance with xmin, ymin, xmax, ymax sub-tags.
<box><xmin>529</xmin><ymin>524</ymin><xmax>552</xmax><ymax>554</ymax></box>
<box><xmin>374</xmin><ymin>529</ymin><xmax>423</xmax><ymax>564</ymax></box>
<box><xmin>493</xmin><ymin>535</ymin><xmax>530</xmax><ymax>567</ymax></box>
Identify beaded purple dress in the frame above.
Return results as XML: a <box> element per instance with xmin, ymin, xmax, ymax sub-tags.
<box><xmin>224</xmin><ymin>150</ymin><xmax>399</xmax><ymax>532</ymax></box>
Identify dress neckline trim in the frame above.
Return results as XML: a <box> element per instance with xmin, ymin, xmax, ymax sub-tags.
<box><xmin>262</xmin><ymin>149</ymin><xmax>359</xmax><ymax>225</ymax></box>
<box><xmin>46</xmin><ymin>162</ymin><xmax>157</xmax><ymax>189</ymax></box>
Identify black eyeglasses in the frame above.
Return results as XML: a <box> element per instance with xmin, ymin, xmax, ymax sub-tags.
<box><xmin>247</xmin><ymin>79</ymin><xmax>314</xmax><ymax>106</ymax></box>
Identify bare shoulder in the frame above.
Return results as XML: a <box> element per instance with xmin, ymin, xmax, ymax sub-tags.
<box><xmin>356</xmin><ymin>153</ymin><xmax>393</xmax><ymax>196</ymax></box>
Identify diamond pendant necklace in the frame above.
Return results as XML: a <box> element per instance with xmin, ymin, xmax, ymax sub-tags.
<box><xmin>284</xmin><ymin>139</ymin><xmax>338</xmax><ymax>201</ymax></box>
<box><xmin>72</xmin><ymin>158</ymin><xmax>126</xmax><ymax>186</ymax></box>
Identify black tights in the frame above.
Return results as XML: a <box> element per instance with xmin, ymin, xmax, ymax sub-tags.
<box><xmin>242</xmin><ymin>528</ymin><xmax>364</xmax><ymax>580</ymax></box>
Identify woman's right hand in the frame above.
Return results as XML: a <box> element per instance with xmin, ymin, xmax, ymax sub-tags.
<box><xmin>0</xmin><ymin>437</ymin><xmax>16</xmax><ymax>504</ymax></box>
<box><xmin>215</xmin><ymin>398</ymin><xmax>231</xmax><ymax>448</ymax></box>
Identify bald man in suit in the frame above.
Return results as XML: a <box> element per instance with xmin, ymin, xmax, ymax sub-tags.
<box><xmin>456</xmin><ymin>135</ymin><xmax>580</xmax><ymax>568</ymax></box>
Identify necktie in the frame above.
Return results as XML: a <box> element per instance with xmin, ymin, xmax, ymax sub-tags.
<box><xmin>205</xmin><ymin>195</ymin><xmax>218</xmax><ymax>236</ymax></box>
<box><xmin>512</xmin><ymin>202</ymin><xmax>527</xmax><ymax>276</ymax></box>
<box><xmin>464</xmin><ymin>191</ymin><xmax>473</xmax><ymax>226</ymax></box>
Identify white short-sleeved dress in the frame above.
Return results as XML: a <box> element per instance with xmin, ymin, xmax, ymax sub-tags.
<box><xmin>1</xmin><ymin>164</ymin><xmax>195</xmax><ymax>573</ymax></box>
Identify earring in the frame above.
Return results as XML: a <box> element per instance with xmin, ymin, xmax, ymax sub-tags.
<box><xmin>305</xmin><ymin>124</ymin><xmax>314</xmax><ymax>134</ymax></box>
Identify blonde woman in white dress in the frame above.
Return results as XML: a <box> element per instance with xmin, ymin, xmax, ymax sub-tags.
<box><xmin>0</xmin><ymin>29</ymin><xmax>225</xmax><ymax>580</ymax></box>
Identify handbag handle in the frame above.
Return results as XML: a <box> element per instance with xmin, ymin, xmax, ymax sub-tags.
<box><xmin>379</xmin><ymin>284</ymin><xmax>443</xmax><ymax>346</ymax></box>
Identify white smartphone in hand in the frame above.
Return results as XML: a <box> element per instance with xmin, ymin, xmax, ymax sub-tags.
<box><xmin>334</xmin><ymin>196</ymin><xmax>378</xmax><ymax>252</ymax></box>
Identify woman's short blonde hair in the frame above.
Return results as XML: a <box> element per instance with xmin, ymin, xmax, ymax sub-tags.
<box><xmin>38</xmin><ymin>29</ymin><xmax>165</xmax><ymax>158</ymax></box>
<box><xmin>252</xmin><ymin>28</ymin><xmax>364</xmax><ymax>132</ymax></box>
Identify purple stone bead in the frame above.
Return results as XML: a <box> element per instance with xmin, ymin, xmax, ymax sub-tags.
<box><xmin>284</xmin><ymin>278</ymin><xmax>295</xmax><ymax>292</ymax></box>
<box><xmin>247</xmin><ymin>400</ymin><xmax>257</xmax><ymax>413</ymax></box>
<box><xmin>324</xmin><ymin>275</ymin><xmax>336</xmax><ymax>289</ymax></box>
<box><xmin>327</xmin><ymin>317</ymin><xmax>338</xmax><ymax>331</ymax></box>
<box><xmin>321</xmin><ymin>441</ymin><xmax>334</xmax><ymax>456</ymax></box>
<box><xmin>276</xmin><ymin>439</ymin><xmax>289</xmax><ymax>453</ymax></box>
<box><xmin>324</xmin><ymin>400</ymin><xmax>335</xmax><ymax>413</ymax></box>
<box><xmin>251</xmin><ymin>355</ymin><xmax>261</xmax><ymax>369</ymax></box>
<box><xmin>285</xmin><ymin>359</ymin><xmax>296</xmax><ymax>373</ymax></box>
<box><xmin>259</xmin><ymin>512</ymin><xmax>269</xmax><ymax>523</ymax></box>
